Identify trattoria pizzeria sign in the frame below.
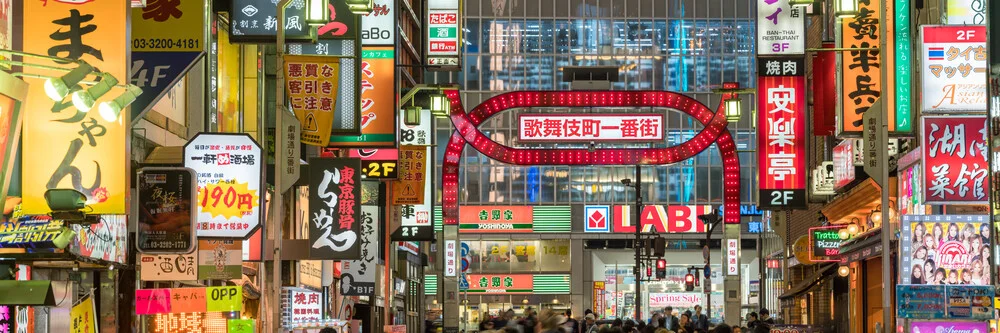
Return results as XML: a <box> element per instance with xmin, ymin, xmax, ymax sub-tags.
<box><xmin>518</xmin><ymin>114</ymin><xmax>664</xmax><ymax>142</ymax></box>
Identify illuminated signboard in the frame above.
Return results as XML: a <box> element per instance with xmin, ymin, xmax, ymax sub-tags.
<box><xmin>518</xmin><ymin>114</ymin><xmax>664</xmax><ymax>143</ymax></box>
<box><xmin>901</xmin><ymin>215</ymin><xmax>991</xmax><ymax>285</ymax></box>
<box><xmin>459</xmin><ymin>206</ymin><xmax>533</xmax><ymax>233</ymax></box>
<box><xmin>809</xmin><ymin>227</ymin><xmax>841</xmax><ymax>262</ymax></box>
<box><xmin>135</xmin><ymin>287</ymin><xmax>243</xmax><ymax>315</ymax></box>
<box><xmin>349</xmin><ymin>149</ymin><xmax>398</xmax><ymax>179</ymax></box>
<box><xmin>282</xmin><ymin>288</ymin><xmax>322</xmax><ymax>327</ymax></box>
<box><xmin>921</xmin><ymin>25</ymin><xmax>987</xmax><ymax>113</ymax></box>
<box><xmin>833</xmin><ymin>139</ymin><xmax>856</xmax><ymax>189</ymax></box>
<box><xmin>726</xmin><ymin>239</ymin><xmax>739</xmax><ymax>275</ymax></box>
<box><xmin>0</xmin><ymin>214</ymin><xmax>63</xmax><ymax>249</ymax></box>
<box><xmin>756</xmin><ymin>0</ymin><xmax>804</xmax><ymax>55</ymax></box>
<box><xmin>147</xmin><ymin>312</ymin><xmax>228</xmax><ymax>333</ymax></box>
<box><xmin>426</xmin><ymin>0</ymin><xmax>460</xmax><ymax>66</ymax></box>
<box><xmin>758</xmin><ymin>56</ymin><xmax>806</xmax><ymax>209</ymax></box>
<box><xmin>462</xmin><ymin>274</ymin><xmax>533</xmax><ymax>294</ymax></box>
<box><xmin>922</xmin><ymin>116</ymin><xmax>988</xmax><ymax>204</ymax></box>
<box><xmin>444</xmin><ymin>240</ymin><xmax>457</xmax><ymax>277</ymax></box>
<box><xmin>183</xmin><ymin>133</ymin><xmax>263</xmax><ymax>238</ymax></box>
<box><xmin>585</xmin><ymin>205</ymin><xmax>713</xmax><ymax>234</ymax></box>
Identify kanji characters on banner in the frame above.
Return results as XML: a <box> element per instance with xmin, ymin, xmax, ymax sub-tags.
<box><xmin>757</xmin><ymin>57</ymin><xmax>806</xmax><ymax>209</ymax></box>
<box><xmin>922</xmin><ymin>116</ymin><xmax>989</xmax><ymax>204</ymax></box>
<box><xmin>308</xmin><ymin>158</ymin><xmax>362</xmax><ymax>259</ymax></box>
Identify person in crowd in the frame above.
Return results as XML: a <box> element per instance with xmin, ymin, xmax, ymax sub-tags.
<box><xmin>712</xmin><ymin>323</ymin><xmax>732</xmax><ymax>333</ymax></box>
<box><xmin>692</xmin><ymin>305</ymin><xmax>709</xmax><ymax>332</ymax></box>
<box><xmin>750</xmin><ymin>312</ymin><xmax>770</xmax><ymax>333</ymax></box>
<box><xmin>583</xmin><ymin>314</ymin><xmax>599</xmax><ymax>333</ymax></box>
<box><xmin>745</xmin><ymin>312</ymin><xmax>759</xmax><ymax>330</ymax></box>
<box><xmin>663</xmin><ymin>307</ymin><xmax>678</xmax><ymax>331</ymax></box>
<box><xmin>732</xmin><ymin>326</ymin><xmax>743</xmax><ymax>333</ymax></box>
<box><xmin>493</xmin><ymin>310</ymin><xmax>513</xmax><ymax>329</ymax></box>
<box><xmin>679</xmin><ymin>313</ymin><xmax>694</xmax><ymax>333</ymax></box>
<box><xmin>648</xmin><ymin>312</ymin><xmax>662</xmax><ymax>328</ymax></box>
<box><xmin>759</xmin><ymin>309</ymin><xmax>774</xmax><ymax>325</ymax></box>
<box><xmin>623</xmin><ymin>320</ymin><xmax>637</xmax><ymax>333</ymax></box>
<box><xmin>481</xmin><ymin>319</ymin><xmax>496</xmax><ymax>332</ymax></box>
<box><xmin>636</xmin><ymin>320</ymin><xmax>647</xmax><ymax>333</ymax></box>
<box><xmin>612</xmin><ymin>319</ymin><xmax>624</xmax><ymax>328</ymax></box>
<box><xmin>565</xmin><ymin>309</ymin><xmax>581</xmax><ymax>333</ymax></box>
<box><xmin>541</xmin><ymin>313</ymin><xmax>568</xmax><ymax>333</ymax></box>
<box><xmin>911</xmin><ymin>264</ymin><xmax>925</xmax><ymax>284</ymax></box>
<box><xmin>522</xmin><ymin>308</ymin><xmax>541</xmax><ymax>333</ymax></box>
<box><xmin>320</xmin><ymin>328</ymin><xmax>337</xmax><ymax>333</ymax></box>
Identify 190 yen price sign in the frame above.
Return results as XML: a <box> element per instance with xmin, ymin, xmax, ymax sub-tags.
<box><xmin>184</xmin><ymin>133</ymin><xmax>263</xmax><ymax>239</ymax></box>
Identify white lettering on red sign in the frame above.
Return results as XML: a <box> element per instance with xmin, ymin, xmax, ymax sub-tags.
<box><xmin>922</xmin><ymin>116</ymin><xmax>989</xmax><ymax>203</ymax></box>
<box><xmin>519</xmin><ymin>114</ymin><xmax>664</xmax><ymax>142</ymax></box>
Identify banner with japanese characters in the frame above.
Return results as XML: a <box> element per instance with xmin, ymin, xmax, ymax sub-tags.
<box><xmin>140</xmin><ymin>253</ymin><xmax>198</xmax><ymax>281</ymax></box>
<box><xmin>840</xmin><ymin>0</ymin><xmax>899</xmax><ymax>134</ymax></box>
<box><xmin>329</xmin><ymin>47</ymin><xmax>396</xmax><ymax>147</ymax></box>
<box><xmin>284</xmin><ymin>55</ymin><xmax>341</xmax><ymax>147</ymax></box>
<box><xmin>342</xmin><ymin>205</ymin><xmax>378</xmax><ymax>297</ymax></box>
<box><xmin>308</xmin><ymin>158</ymin><xmax>362</xmax><ymax>260</ymax></box>
<box><xmin>137</xmin><ymin>167</ymin><xmax>197</xmax><ymax>254</ymax></box>
<box><xmin>756</xmin><ymin>0</ymin><xmax>804</xmax><ymax>55</ymax></box>
<box><xmin>757</xmin><ymin>57</ymin><xmax>807</xmax><ymax>209</ymax></box>
<box><xmin>70</xmin><ymin>292</ymin><xmax>97</xmax><ymax>333</ymax></box>
<box><xmin>395</xmin><ymin>147</ymin><xmax>433</xmax><ymax>241</ymax></box>
<box><xmin>392</xmin><ymin>146</ymin><xmax>428</xmax><ymax>205</ymax></box>
<box><xmin>518</xmin><ymin>114</ymin><xmax>664</xmax><ymax>142</ymax></box>
<box><xmin>130</xmin><ymin>0</ymin><xmax>205</xmax><ymax>121</ymax></box>
<box><xmin>197</xmin><ymin>239</ymin><xmax>242</xmax><ymax>280</ymax></box>
<box><xmin>22</xmin><ymin>0</ymin><xmax>128</xmax><ymax>214</ymax></box>
<box><xmin>282</xmin><ymin>288</ymin><xmax>323</xmax><ymax>327</ymax></box>
<box><xmin>427</xmin><ymin>0</ymin><xmax>461</xmax><ymax>66</ymax></box>
<box><xmin>921</xmin><ymin>25</ymin><xmax>987</xmax><ymax>113</ymax></box>
<box><xmin>183</xmin><ymin>133</ymin><xmax>263</xmax><ymax>239</ymax></box>
<box><xmin>922</xmin><ymin>116</ymin><xmax>989</xmax><ymax>204</ymax></box>
<box><xmin>229</xmin><ymin>0</ymin><xmax>357</xmax><ymax>42</ymax></box>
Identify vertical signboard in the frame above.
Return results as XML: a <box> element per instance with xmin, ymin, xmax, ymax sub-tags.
<box><xmin>921</xmin><ymin>25</ymin><xmax>987</xmax><ymax>113</ymax></box>
<box><xmin>308</xmin><ymin>158</ymin><xmax>362</xmax><ymax>260</ymax></box>
<box><xmin>726</xmin><ymin>239</ymin><xmax>739</xmax><ymax>276</ymax></box>
<box><xmin>283</xmin><ymin>55</ymin><xmax>341</xmax><ymax>147</ymax></box>
<box><xmin>757</xmin><ymin>57</ymin><xmax>807</xmax><ymax>209</ymax></box>
<box><xmin>329</xmin><ymin>47</ymin><xmax>396</xmax><ymax>147</ymax></box>
<box><xmin>427</xmin><ymin>0</ymin><xmax>461</xmax><ymax>67</ymax></box>
<box><xmin>394</xmin><ymin>109</ymin><xmax>434</xmax><ymax>240</ymax></box>
<box><xmin>392</xmin><ymin>146</ymin><xmax>428</xmax><ymax>205</ymax></box>
<box><xmin>342</xmin><ymin>205</ymin><xmax>378</xmax><ymax>296</ymax></box>
<box><xmin>130</xmin><ymin>0</ymin><xmax>205</xmax><ymax>121</ymax></box>
<box><xmin>834</xmin><ymin>139</ymin><xmax>856</xmax><ymax>189</ymax></box>
<box><xmin>282</xmin><ymin>289</ymin><xmax>323</xmax><ymax>327</ymax></box>
<box><xmin>0</xmin><ymin>73</ymin><xmax>27</xmax><ymax>219</ymax></box>
<box><xmin>895</xmin><ymin>0</ymin><xmax>913</xmax><ymax>132</ymax></box>
<box><xmin>922</xmin><ymin>116</ymin><xmax>989</xmax><ymax>204</ymax></box>
<box><xmin>70</xmin><ymin>293</ymin><xmax>97</xmax><ymax>333</ymax></box>
<box><xmin>756</xmin><ymin>0</ymin><xmax>804</xmax><ymax>55</ymax></box>
<box><xmin>946</xmin><ymin>0</ymin><xmax>987</xmax><ymax>24</ymax></box>
<box><xmin>136</xmin><ymin>167</ymin><xmax>197</xmax><ymax>253</ymax></box>
<box><xmin>444</xmin><ymin>240</ymin><xmax>457</xmax><ymax>277</ymax></box>
<box><xmin>197</xmin><ymin>239</ymin><xmax>242</xmax><ymax>280</ymax></box>
<box><xmin>362</xmin><ymin>0</ymin><xmax>395</xmax><ymax>45</ymax></box>
<box><xmin>183</xmin><ymin>133</ymin><xmax>263</xmax><ymax>238</ymax></box>
<box><xmin>840</xmin><ymin>0</ymin><xmax>886</xmax><ymax>134</ymax></box>
<box><xmin>22</xmin><ymin>0</ymin><xmax>128</xmax><ymax>214</ymax></box>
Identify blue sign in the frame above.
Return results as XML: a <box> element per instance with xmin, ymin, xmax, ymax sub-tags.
<box><xmin>946</xmin><ymin>285</ymin><xmax>994</xmax><ymax>320</ymax></box>
<box><xmin>130</xmin><ymin>52</ymin><xmax>204</xmax><ymax>123</ymax></box>
<box><xmin>717</xmin><ymin>204</ymin><xmax>763</xmax><ymax>216</ymax></box>
<box><xmin>896</xmin><ymin>285</ymin><xmax>947</xmax><ymax>319</ymax></box>
<box><xmin>459</xmin><ymin>273</ymin><xmax>469</xmax><ymax>291</ymax></box>
<box><xmin>748</xmin><ymin>221</ymin><xmax>763</xmax><ymax>233</ymax></box>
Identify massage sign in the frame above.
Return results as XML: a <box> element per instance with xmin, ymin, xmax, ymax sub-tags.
<box><xmin>308</xmin><ymin>158</ymin><xmax>363</xmax><ymax>260</ymax></box>
<box><xmin>183</xmin><ymin>134</ymin><xmax>263</xmax><ymax>238</ymax></box>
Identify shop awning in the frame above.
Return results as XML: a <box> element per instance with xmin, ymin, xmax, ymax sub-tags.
<box><xmin>0</xmin><ymin>281</ymin><xmax>55</xmax><ymax>306</ymax></box>
<box><xmin>821</xmin><ymin>179</ymin><xmax>897</xmax><ymax>224</ymax></box>
<box><xmin>778</xmin><ymin>263</ymin><xmax>837</xmax><ymax>300</ymax></box>
<box><xmin>839</xmin><ymin>228</ymin><xmax>890</xmax><ymax>264</ymax></box>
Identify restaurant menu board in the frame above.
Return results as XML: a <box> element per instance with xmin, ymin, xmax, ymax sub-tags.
<box><xmin>183</xmin><ymin>133</ymin><xmax>263</xmax><ymax>239</ymax></box>
<box><xmin>137</xmin><ymin>168</ymin><xmax>197</xmax><ymax>253</ymax></box>
<box><xmin>900</xmin><ymin>215</ymin><xmax>991</xmax><ymax>285</ymax></box>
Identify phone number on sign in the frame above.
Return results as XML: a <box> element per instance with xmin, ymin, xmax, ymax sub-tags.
<box><xmin>132</xmin><ymin>38</ymin><xmax>201</xmax><ymax>50</ymax></box>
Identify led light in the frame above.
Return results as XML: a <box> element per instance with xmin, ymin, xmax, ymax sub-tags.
<box><xmin>839</xmin><ymin>229</ymin><xmax>850</xmax><ymax>240</ymax></box>
<box><xmin>71</xmin><ymin>73</ymin><xmax>118</xmax><ymax>112</ymax></box>
<box><xmin>847</xmin><ymin>224</ymin><xmax>860</xmax><ymax>235</ymax></box>
<box><xmin>835</xmin><ymin>0</ymin><xmax>859</xmax><ymax>18</ymax></box>
<box><xmin>403</xmin><ymin>106</ymin><xmax>421</xmax><ymax>126</ymax></box>
<box><xmin>97</xmin><ymin>85</ymin><xmax>143</xmax><ymax>122</ymax></box>
<box><xmin>837</xmin><ymin>266</ymin><xmax>850</xmax><ymax>277</ymax></box>
<box><xmin>44</xmin><ymin>62</ymin><xmax>94</xmax><ymax>101</ymax></box>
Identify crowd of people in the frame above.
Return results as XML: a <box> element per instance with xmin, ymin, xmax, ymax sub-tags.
<box><xmin>470</xmin><ymin>306</ymin><xmax>777</xmax><ymax>333</ymax></box>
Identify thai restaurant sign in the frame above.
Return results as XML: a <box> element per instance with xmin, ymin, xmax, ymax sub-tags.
<box><xmin>22</xmin><ymin>0</ymin><xmax>128</xmax><ymax>215</ymax></box>
<box><xmin>756</xmin><ymin>0</ymin><xmax>804</xmax><ymax>55</ymax></box>
<box><xmin>518</xmin><ymin>114</ymin><xmax>664</xmax><ymax>142</ymax></box>
<box><xmin>921</xmin><ymin>116</ymin><xmax>988</xmax><ymax>204</ymax></box>
<box><xmin>920</xmin><ymin>25</ymin><xmax>987</xmax><ymax>113</ymax></box>
<box><xmin>584</xmin><ymin>205</ymin><xmax>713</xmax><ymax>234</ymax></box>
<box><xmin>757</xmin><ymin>56</ymin><xmax>807</xmax><ymax>209</ymax></box>
<box><xmin>459</xmin><ymin>206</ymin><xmax>533</xmax><ymax>233</ymax></box>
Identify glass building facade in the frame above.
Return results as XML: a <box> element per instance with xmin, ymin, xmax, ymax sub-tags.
<box><xmin>435</xmin><ymin>0</ymin><xmax>760</xmax><ymax>207</ymax></box>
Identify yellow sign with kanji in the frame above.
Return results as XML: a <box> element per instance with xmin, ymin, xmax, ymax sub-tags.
<box><xmin>283</xmin><ymin>55</ymin><xmax>341</xmax><ymax>147</ymax></box>
<box><xmin>22</xmin><ymin>0</ymin><xmax>128</xmax><ymax>214</ymax></box>
<box><xmin>70</xmin><ymin>293</ymin><xmax>97</xmax><ymax>333</ymax></box>
<box><xmin>132</xmin><ymin>0</ymin><xmax>205</xmax><ymax>52</ymax></box>
<box><xmin>392</xmin><ymin>146</ymin><xmax>427</xmax><ymax>205</ymax></box>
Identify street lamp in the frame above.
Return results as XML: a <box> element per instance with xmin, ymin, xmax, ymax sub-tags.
<box><xmin>724</xmin><ymin>97</ymin><xmax>741</xmax><ymax>123</ymax></box>
<box><xmin>43</xmin><ymin>62</ymin><xmax>93</xmax><ymax>101</ymax></box>
<box><xmin>98</xmin><ymin>85</ymin><xmax>143</xmax><ymax>121</ymax></box>
<box><xmin>430</xmin><ymin>92</ymin><xmax>451</xmax><ymax>117</ymax></box>
<box><xmin>305</xmin><ymin>0</ymin><xmax>329</xmax><ymax>25</ymax></box>
<box><xmin>71</xmin><ymin>73</ymin><xmax>118</xmax><ymax>112</ymax></box>
<box><xmin>346</xmin><ymin>0</ymin><xmax>374</xmax><ymax>14</ymax></box>
<box><xmin>834</xmin><ymin>0</ymin><xmax>859</xmax><ymax>18</ymax></box>
<box><xmin>403</xmin><ymin>105</ymin><xmax>421</xmax><ymax>126</ymax></box>
<box><xmin>789</xmin><ymin>0</ymin><xmax>814</xmax><ymax>6</ymax></box>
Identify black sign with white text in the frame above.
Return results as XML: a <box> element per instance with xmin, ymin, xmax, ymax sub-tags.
<box><xmin>308</xmin><ymin>158</ymin><xmax>362</xmax><ymax>259</ymax></box>
<box><xmin>136</xmin><ymin>167</ymin><xmax>197</xmax><ymax>253</ymax></box>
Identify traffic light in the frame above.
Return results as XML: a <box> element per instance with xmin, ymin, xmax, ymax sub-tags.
<box><xmin>647</xmin><ymin>266</ymin><xmax>653</xmax><ymax>278</ymax></box>
<box><xmin>656</xmin><ymin>259</ymin><xmax>667</xmax><ymax>279</ymax></box>
<box><xmin>684</xmin><ymin>273</ymin><xmax>695</xmax><ymax>291</ymax></box>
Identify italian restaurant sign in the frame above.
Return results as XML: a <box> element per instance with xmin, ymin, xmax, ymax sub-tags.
<box><xmin>900</xmin><ymin>215</ymin><xmax>990</xmax><ymax>285</ymax></box>
<box><xmin>758</xmin><ymin>56</ymin><xmax>806</xmax><ymax>209</ymax></box>
<box><xmin>184</xmin><ymin>133</ymin><xmax>263</xmax><ymax>238</ymax></box>
<box><xmin>922</xmin><ymin>116</ymin><xmax>988</xmax><ymax>204</ymax></box>
<box><xmin>584</xmin><ymin>205</ymin><xmax>713</xmax><ymax>234</ymax></box>
<box><xmin>920</xmin><ymin>25</ymin><xmax>987</xmax><ymax>112</ymax></box>
<box><xmin>518</xmin><ymin>114</ymin><xmax>664</xmax><ymax>142</ymax></box>
<box><xmin>459</xmin><ymin>206</ymin><xmax>533</xmax><ymax>233</ymax></box>
<box><xmin>809</xmin><ymin>227</ymin><xmax>841</xmax><ymax>262</ymax></box>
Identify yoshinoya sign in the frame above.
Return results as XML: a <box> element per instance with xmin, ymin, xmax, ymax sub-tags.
<box><xmin>809</xmin><ymin>227</ymin><xmax>841</xmax><ymax>262</ymax></box>
<box><xmin>920</xmin><ymin>25</ymin><xmax>987</xmax><ymax>112</ymax></box>
<box><xmin>756</xmin><ymin>0</ymin><xmax>804</xmax><ymax>55</ymax></box>
<box><xmin>518</xmin><ymin>114</ymin><xmax>664</xmax><ymax>142</ymax></box>
<box><xmin>584</xmin><ymin>205</ymin><xmax>714</xmax><ymax>234</ymax></box>
<box><xmin>459</xmin><ymin>206</ymin><xmax>533</xmax><ymax>233</ymax></box>
<box><xmin>757</xmin><ymin>56</ymin><xmax>807</xmax><ymax>209</ymax></box>
<box><xmin>463</xmin><ymin>274</ymin><xmax>533</xmax><ymax>294</ymax></box>
<box><xmin>183</xmin><ymin>133</ymin><xmax>263</xmax><ymax>238</ymax></box>
<box><xmin>922</xmin><ymin>116</ymin><xmax>988</xmax><ymax>204</ymax></box>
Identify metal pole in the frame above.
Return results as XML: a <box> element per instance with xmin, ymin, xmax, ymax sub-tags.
<box><xmin>273</xmin><ymin>1</ymin><xmax>289</xmax><ymax>331</ymax></box>
<box><xmin>634</xmin><ymin>165</ymin><xmax>642</xmax><ymax>321</ymax></box>
<box><xmin>878</xmin><ymin>1</ymin><xmax>892</xmax><ymax>331</ymax></box>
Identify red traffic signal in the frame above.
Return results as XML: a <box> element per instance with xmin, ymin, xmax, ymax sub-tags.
<box><xmin>647</xmin><ymin>266</ymin><xmax>653</xmax><ymax>277</ymax></box>
<box><xmin>655</xmin><ymin>259</ymin><xmax>667</xmax><ymax>279</ymax></box>
<box><xmin>656</xmin><ymin>259</ymin><xmax>666</xmax><ymax>269</ymax></box>
<box><xmin>684</xmin><ymin>273</ymin><xmax>695</xmax><ymax>291</ymax></box>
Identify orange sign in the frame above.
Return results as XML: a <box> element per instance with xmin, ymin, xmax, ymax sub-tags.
<box><xmin>329</xmin><ymin>47</ymin><xmax>396</xmax><ymax>147</ymax></box>
<box><xmin>22</xmin><ymin>0</ymin><xmax>128</xmax><ymax>214</ymax></box>
<box><xmin>391</xmin><ymin>146</ymin><xmax>427</xmax><ymax>205</ymax></box>
<box><xmin>284</xmin><ymin>55</ymin><xmax>341</xmax><ymax>146</ymax></box>
<box><xmin>840</xmin><ymin>0</ymin><xmax>896</xmax><ymax>134</ymax></box>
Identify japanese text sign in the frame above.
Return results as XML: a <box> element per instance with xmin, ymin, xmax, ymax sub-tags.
<box><xmin>726</xmin><ymin>239</ymin><xmax>739</xmax><ymax>275</ymax></box>
<box><xmin>136</xmin><ymin>167</ymin><xmax>197</xmax><ymax>253</ymax></box>
<box><xmin>148</xmin><ymin>313</ymin><xmax>229</xmax><ymax>333</ymax></box>
<box><xmin>139</xmin><ymin>253</ymin><xmax>198</xmax><ymax>281</ymax></box>
<box><xmin>228</xmin><ymin>319</ymin><xmax>255</xmax><ymax>333</ymax></box>
<box><xmin>229</xmin><ymin>0</ymin><xmax>356</xmax><ymax>42</ymax></box>
<box><xmin>361</xmin><ymin>0</ymin><xmax>395</xmax><ymax>45</ymax></box>
<box><xmin>833</xmin><ymin>139</ymin><xmax>856</xmax><ymax>189</ymax></box>
<box><xmin>392</xmin><ymin>146</ymin><xmax>428</xmax><ymax>205</ymax></box>
<box><xmin>135</xmin><ymin>287</ymin><xmax>241</xmax><ymax>315</ymax></box>
<box><xmin>184</xmin><ymin>133</ymin><xmax>263</xmax><ymax>238</ymax></box>
<box><xmin>444</xmin><ymin>240</ymin><xmax>457</xmax><ymax>277</ymax></box>
<box><xmin>132</xmin><ymin>0</ymin><xmax>204</xmax><ymax>51</ymax></box>
<box><xmin>809</xmin><ymin>227</ymin><xmax>841</xmax><ymax>262</ymax></box>
<box><xmin>197</xmin><ymin>239</ymin><xmax>242</xmax><ymax>280</ymax></box>
<box><xmin>399</xmin><ymin>108</ymin><xmax>432</xmax><ymax>146</ymax></box>
<box><xmin>946</xmin><ymin>286</ymin><xmax>994</xmax><ymax>319</ymax></box>
<box><xmin>283</xmin><ymin>289</ymin><xmax>323</xmax><ymax>325</ymax></box>
<box><xmin>840</xmin><ymin>0</ymin><xmax>892</xmax><ymax>134</ymax></box>
<box><xmin>426</xmin><ymin>0</ymin><xmax>460</xmax><ymax>66</ymax></box>
<box><xmin>0</xmin><ymin>214</ymin><xmax>64</xmax><ymax>249</ymax></box>
<box><xmin>922</xmin><ymin>116</ymin><xmax>989</xmax><ymax>203</ymax></box>
<box><xmin>900</xmin><ymin>215</ymin><xmax>991</xmax><ymax>286</ymax></box>
<box><xmin>329</xmin><ymin>47</ymin><xmax>397</xmax><ymax>147</ymax></box>
<box><xmin>349</xmin><ymin>149</ymin><xmax>399</xmax><ymax>179</ymax></box>
<box><xmin>284</xmin><ymin>55</ymin><xmax>341</xmax><ymax>147</ymax></box>
<box><xmin>342</xmin><ymin>205</ymin><xmax>378</xmax><ymax>296</ymax></box>
<box><xmin>756</xmin><ymin>0</ymin><xmax>804</xmax><ymax>55</ymax></box>
<box><xmin>895</xmin><ymin>0</ymin><xmax>913</xmax><ymax>132</ymax></box>
<box><xmin>518</xmin><ymin>114</ymin><xmax>664</xmax><ymax>143</ymax></box>
<box><xmin>71</xmin><ymin>215</ymin><xmax>128</xmax><ymax>264</ymax></box>
<box><xmin>70</xmin><ymin>293</ymin><xmax>97</xmax><ymax>333</ymax></box>
<box><xmin>464</xmin><ymin>274</ymin><xmax>533</xmax><ymax>294</ymax></box>
<box><xmin>758</xmin><ymin>57</ymin><xmax>806</xmax><ymax>209</ymax></box>
<box><xmin>910</xmin><ymin>321</ymin><xmax>989</xmax><ymax>333</ymax></box>
<box><xmin>459</xmin><ymin>206</ymin><xmax>533</xmax><ymax>233</ymax></box>
<box><xmin>921</xmin><ymin>25</ymin><xmax>987</xmax><ymax>113</ymax></box>
<box><xmin>896</xmin><ymin>285</ymin><xmax>946</xmax><ymax>319</ymax></box>
<box><xmin>308</xmin><ymin>158</ymin><xmax>362</xmax><ymax>260</ymax></box>
<box><xmin>22</xmin><ymin>0</ymin><xmax>128</xmax><ymax>215</ymax></box>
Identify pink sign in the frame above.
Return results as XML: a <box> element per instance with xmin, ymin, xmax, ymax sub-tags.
<box><xmin>135</xmin><ymin>289</ymin><xmax>172</xmax><ymax>315</ymax></box>
<box><xmin>910</xmin><ymin>321</ymin><xmax>988</xmax><ymax>333</ymax></box>
<box><xmin>518</xmin><ymin>114</ymin><xmax>664</xmax><ymax>142</ymax></box>
<box><xmin>922</xmin><ymin>116</ymin><xmax>989</xmax><ymax>204</ymax></box>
